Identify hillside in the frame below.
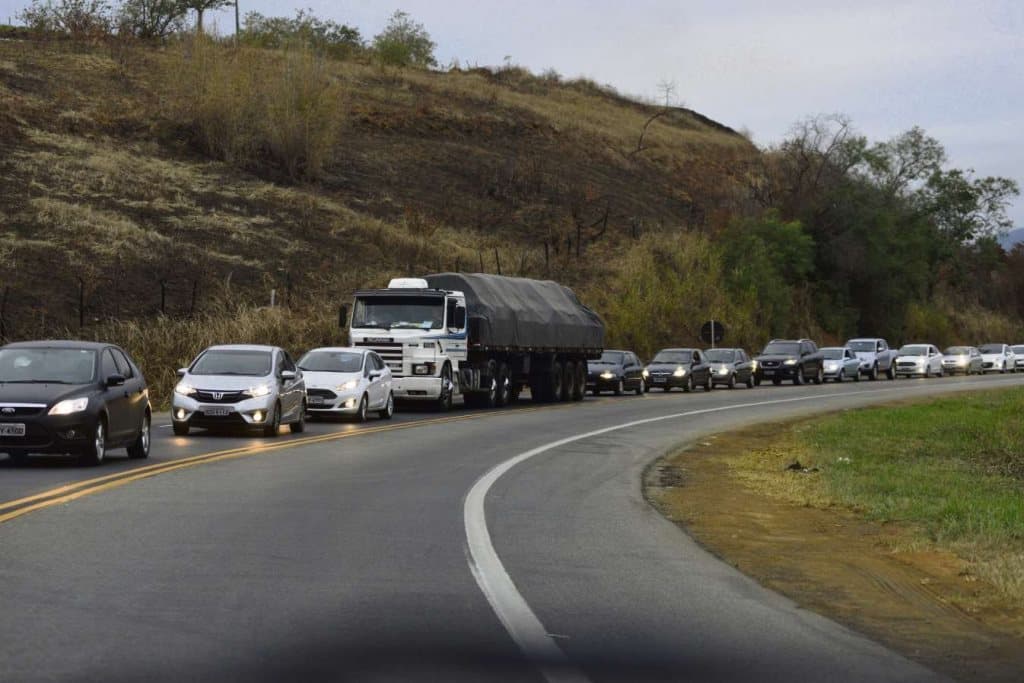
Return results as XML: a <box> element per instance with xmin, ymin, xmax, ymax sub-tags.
<box><xmin>0</xmin><ymin>39</ymin><xmax>752</xmax><ymax>326</ymax></box>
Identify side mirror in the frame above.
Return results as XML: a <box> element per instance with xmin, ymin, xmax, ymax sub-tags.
<box><xmin>338</xmin><ymin>305</ymin><xmax>348</xmax><ymax>329</ymax></box>
<box><xmin>281</xmin><ymin>370</ymin><xmax>297</xmax><ymax>381</ymax></box>
<box><xmin>176</xmin><ymin>367</ymin><xmax>188</xmax><ymax>377</ymax></box>
<box><xmin>106</xmin><ymin>374</ymin><xmax>126</xmax><ymax>387</ymax></box>
<box><xmin>369</xmin><ymin>369</ymin><xmax>383</xmax><ymax>380</ymax></box>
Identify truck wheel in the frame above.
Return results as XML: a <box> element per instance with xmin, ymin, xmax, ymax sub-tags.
<box><xmin>437</xmin><ymin>365</ymin><xmax>453</xmax><ymax>411</ymax></box>
<box><xmin>495</xmin><ymin>363</ymin><xmax>511</xmax><ymax>407</ymax></box>
<box><xmin>560</xmin><ymin>362</ymin><xmax>575</xmax><ymax>402</ymax></box>
<box><xmin>869</xmin><ymin>364</ymin><xmax>879</xmax><ymax>381</ymax></box>
<box><xmin>572</xmin><ymin>362</ymin><xmax>586</xmax><ymax>401</ymax></box>
<box><xmin>548</xmin><ymin>361</ymin><xmax>563</xmax><ymax>403</ymax></box>
<box><xmin>886</xmin><ymin>363</ymin><xmax>896</xmax><ymax>380</ymax></box>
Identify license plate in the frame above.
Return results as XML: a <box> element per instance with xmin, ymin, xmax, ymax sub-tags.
<box><xmin>764</xmin><ymin>370</ymin><xmax>775</xmax><ymax>376</ymax></box>
<box><xmin>308</xmin><ymin>396</ymin><xmax>324</xmax><ymax>405</ymax></box>
<box><xmin>652</xmin><ymin>377</ymin><xmax>666</xmax><ymax>383</ymax></box>
<box><xmin>0</xmin><ymin>423</ymin><xmax>26</xmax><ymax>437</ymax></box>
<box><xmin>203</xmin><ymin>407</ymin><xmax>230</xmax><ymax>417</ymax></box>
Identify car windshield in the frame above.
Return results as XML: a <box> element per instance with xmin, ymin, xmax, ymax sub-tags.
<box><xmin>705</xmin><ymin>349</ymin><xmax>736</xmax><ymax>363</ymax></box>
<box><xmin>1014</xmin><ymin>346</ymin><xmax>1024</xmax><ymax>354</ymax></box>
<box><xmin>352</xmin><ymin>296</ymin><xmax>444</xmax><ymax>330</ymax></box>
<box><xmin>899</xmin><ymin>345</ymin><xmax>929</xmax><ymax>356</ymax></box>
<box><xmin>821</xmin><ymin>348</ymin><xmax>845</xmax><ymax>359</ymax></box>
<box><xmin>596</xmin><ymin>351</ymin><xmax>624</xmax><ymax>364</ymax></box>
<box><xmin>847</xmin><ymin>341</ymin><xmax>877</xmax><ymax>352</ymax></box>
<box><xmin>652</xmin><ymin>351</ymin><xmax>693</xmax><ymax>364</ymax></box>
<box><xmin>298</xmin><ymin>351</ymin><xmax>364</xmax><ymax>373</ymax></box>
<box><xmin>0</xmin><ymin>347</ymin><xmax>96</xmax><ymax>384</ymax></box>
<box><xmin>978</xmin><ymin>344</ymin><xmax>1004</xmax><ymax>354</ymax></box>
<box><xmin>191</xmin><ymin>350</ymin><xmax>272</xmax><ymax>376</ymax></box>
<box><xmin>762</xmin><ymin>342</ymin><xmax>799</xmax><ymax>355</ymax></box>
<box><xmin>944</xmin><ymin>347</ymin><xmax>969</xmax><ymax>355</ymax></box>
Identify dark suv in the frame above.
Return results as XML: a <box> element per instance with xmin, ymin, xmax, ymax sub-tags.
<box><xmin>755</xmin><ymin>339</ymin><xmax>825</xmax><ymax>386</ymax></box>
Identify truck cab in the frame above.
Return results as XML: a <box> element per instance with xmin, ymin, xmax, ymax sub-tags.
<box><xmin>349</xmin><ymin>278</ymin><xmax>467</xmax><ymax>409</ymax></box>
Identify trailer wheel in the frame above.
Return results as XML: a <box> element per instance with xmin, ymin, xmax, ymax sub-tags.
<box><xmin>560</xmin><ymin>361</ymin><xmax>575</xmax><ymax>402</ymax></box>
<box><xmin>495</xmin><ymin>362</ymin><xmax>511</xmax><ymax>407</ymax></box>
<box><xmin>573</xmin><ymin>362</ymin><xmax>586</xmax><ymax>401</ymax></box>
<box><xmin>549</xmin><ymin>361</ymin><xmax>564</xmax><ymax>403</ymax></box>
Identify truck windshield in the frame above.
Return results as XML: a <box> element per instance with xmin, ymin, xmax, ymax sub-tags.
<box><xmin>352</xmin><ymin>296</ymin><xmax>445</xmax><ymax>330</ymax></box>
<box><xmin>847</xmin><ymin>341</ymin><xmax>877</xmax><ymax>352</ymax></box>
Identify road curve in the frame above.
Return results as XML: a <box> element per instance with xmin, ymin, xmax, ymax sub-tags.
<box><xmin>2</xmin><ymin>374</ymin><xmax>1022</xmax><ymax>682</ymax></box>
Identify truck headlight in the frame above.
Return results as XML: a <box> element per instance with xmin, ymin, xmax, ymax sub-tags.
<box><xmin>412</xmin><ymin>363</ymin><xmax>435</xmax><ymax>376</ymax></box>
<box><xmin>48</xmin><ymin>397</ymin><xmax>89</xmax><ymax>415</ymax></box>
<box><xmin>174</xmin><ymin>381</ymin><xmax>196</xmax><ymax>396</ymax></box>
<box><xmin>673</xmin><ymin>367</ymin><xmax>686</xmax><ymax>377</ymax></box>
<box><xmin>245</xmin><ymin>384</ymin><xmax>272</xmax><ymax>398</ymax></box>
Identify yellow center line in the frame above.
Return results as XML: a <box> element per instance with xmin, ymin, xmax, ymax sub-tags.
<box><xmin>0</xmin><ymin>399</ymin><xmax>586</xmax><ymax>525</ymax></box>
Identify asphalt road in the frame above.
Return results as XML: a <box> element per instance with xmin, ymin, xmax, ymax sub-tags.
<box><xmin>2</xmin><ymin>373</ymin><xmax>1023</xmax><ymax>682</ymax></box>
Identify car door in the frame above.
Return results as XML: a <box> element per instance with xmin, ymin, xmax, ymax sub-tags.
<box><xmin>845</xmin><ymin>348</ymin><xmax>858</xmax><ymax>376</ymax></box>
<box><xmin>100</xmin><ymin>348</ymin><xmax>132</xmax><ymax>442</ymax></box>
<box><xmin>736</xmin><ymin>350</ymin><xmax>751</xmax><ymax>381</ymax></box>
<box><xmin>365</xmin><ymin>353</ymin><xmax>383</xmax><ymax>408</ymax></box>
<box><xmin>372</xmin><ymin>353</ymin><xmax>392</xmax><ymax>404</ymax></box>
<box><xmin>692</xmin><ymin>350</ymin><xmax>707</xmax><ymax>383</ymax></box>
<box><xmin>112</xmin><ymin>348</ymin><xmax>146</xmax><ymax>433</ymax></box>
<box><xmin>626</xmin><ymin>353</ymin><xmax>641</xmax><ymax>389</ymax></box>
<box><xmin>280</xmin><ymin>350</ymin><xmax>303</xmax><ymax>418</ymax></box>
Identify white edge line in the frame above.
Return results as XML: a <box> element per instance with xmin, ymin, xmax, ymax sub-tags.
<box><xmin>461</xmin><ymin>380</ymin><xmax>1016</xmax><ymax>682</ymax></box>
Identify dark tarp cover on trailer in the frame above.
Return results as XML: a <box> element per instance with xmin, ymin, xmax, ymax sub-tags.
<box><xmin>424</xmin><ymin>273</ymin><xmax>604</xmax><ymax>351</ymax></box>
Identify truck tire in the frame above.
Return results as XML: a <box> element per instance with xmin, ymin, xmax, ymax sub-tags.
<box><xmin>437</xmin><ymin>365</ymin><xmax>453</xmax><ymax>411</ymax></box>
<box><xmin>495</xmin><ymin>362</ymin><xmax>511</xmax><ymax>407</ymax></box>
<box><xmin>560</xmin><ymin>361</ymin><xmax>574</xmax><ymax>402</ymax></box>
<box><xmin>542</xmin><ymin>361</ymin><xmax>563</xmax><ymax>403</ymax></box>
<box><xmin>572</xmin><ymin>362</ymin><xmax>586</xmax><ymax>401</ymax></box>
<box><xmin>868</xmin><ymin>363</ymin><xmax>879</xmax><ymax>381</ymax></box>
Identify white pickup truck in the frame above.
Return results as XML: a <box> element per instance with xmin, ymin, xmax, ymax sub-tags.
<box><xmin>845</xmin><ymin>338</ymin><xmax>898</xmax><ymax>380</ymax></box>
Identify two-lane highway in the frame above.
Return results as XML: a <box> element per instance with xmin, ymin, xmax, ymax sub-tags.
<box><xmin>2</xmin><ymin>374</ymin><xmax>1022</xmax><ymax>682</ymax></box>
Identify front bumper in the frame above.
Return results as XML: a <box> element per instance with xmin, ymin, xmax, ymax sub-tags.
<box><xmin>171</xmin><ymin>393</ymin><xmax>276</xmax><ymax>429</ymax></box>
<box><xmin>306</xmin><ymin>388</ymin><xmax>363</xmax><ymax>415</ymax></box>
<box><xmin>759</xmin><ymin>364</ymin><xmax>798</xmax><ymax>379</ymax></box>
<box><xmin>895</xmin><ymin>363</ymin><xmax>926</xmax><ymax>376</ymax></box>
<box><xmin>647</xmin><ymin>373</ymin><xmax>688</xmax><ymax>388</ymax></box>
<box><xmin>0</xmin><ymin>413</ymin><xmax>95</xmax><ymax>454</ymax></box>
<box><xmin>393</xmin><ymin>376</ymin><xmax>443</xmax><ymax>401</ymax></box>
<box><xmin>586</xmin><ymin>375</ymin><xmax>623</xmax><ymax>390</ymax></box>
<box><xmin>822</xmin><ymin>365</ymin><xmax>844</xmax><ymax>378</ymax></box>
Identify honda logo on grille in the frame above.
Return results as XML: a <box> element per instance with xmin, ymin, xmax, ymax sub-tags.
<box><xmin>0</xmin><ymin>407</ymin><xmax>14</xmax><ymax>414</ymax></box>
<box><xmin>212</xmin><ymin>392</ymin><xmax>223</xmax><ymax>400</ymax></box>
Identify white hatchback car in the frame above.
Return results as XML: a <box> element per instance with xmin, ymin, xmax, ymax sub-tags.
<box><xmin>1013</xmin><ymin>345</ymin><xmax>1024</xmax><ymax>372</ymax></box>
<box><xmin>298</xmin><ymin>347</ymin><xmax>394</xmax><ymax>421</ymax></box>
<box><xmin>978</xmin><ymin>343</ymin><xmax>1016</xmax><ymax>373</ymax></box>
<box><xmin>895</xmin><ymin>344</ymin><xmax>944</xmax><ymax>378</ymax></box>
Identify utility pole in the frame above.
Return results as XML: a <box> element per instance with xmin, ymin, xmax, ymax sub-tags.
<box><xmin>234</xmin><ymin>1</ymin><xmax>240</xmax><ymax>44</ymax></box>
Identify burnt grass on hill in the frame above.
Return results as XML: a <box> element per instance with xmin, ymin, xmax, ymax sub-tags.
<box><xmin>0</xmin><ymin>38</ymin><xmax>754</xmax><ymax>342</ymax></box>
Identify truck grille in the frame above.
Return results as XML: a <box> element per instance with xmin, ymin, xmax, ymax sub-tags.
<box><xmin>354</xmin><ymin>342</ymin><xmax>405</xmax><ymax>377</ymax></box>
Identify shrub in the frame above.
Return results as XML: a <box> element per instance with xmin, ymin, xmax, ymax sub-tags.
<box><xmin>372</xmin><ymin>10</ymin><xmax>436</xmax><ymax>68</ymax></box>
<box><xmin>19</xmin><ymin>0</ymin><xmax>113</xmax><ymax>39</ymax></box>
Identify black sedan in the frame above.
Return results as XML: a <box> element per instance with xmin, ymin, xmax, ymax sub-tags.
<box><xmin>645</xmin><ymin>348</ymin><xmax>714</xmax><ymax>392</ymax></box>
<box><xmin>0</xmin><ymin>340</ymin><xmax>151</xmax><ymax>465</ymax></box>
<box><xmin>704</xmin><ymin>348</ymin><xmax>757</xmax><ymax>388</ymax></box>
<box><xmin>587</xmin><ymin>350</ymin><xmax>646</xmax><ymax>395</ymax></box>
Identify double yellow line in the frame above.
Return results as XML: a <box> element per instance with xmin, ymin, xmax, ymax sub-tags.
<box><xmin>0</xmin><ymin>406</ymin><xmax>556</xmax><ymax>526</ymax></box>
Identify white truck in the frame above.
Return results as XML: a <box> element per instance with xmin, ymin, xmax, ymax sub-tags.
<box><xmin>845</xmin><ymin>337</ymin><xmax>898</xmax><ymax>380</ymax></box>
<box><xmin>344</xmin><ymin>274</ymin><xmax>604</xmax><ymax>410</ymax></box>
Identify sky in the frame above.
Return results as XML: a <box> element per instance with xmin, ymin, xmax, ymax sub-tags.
<box><xmin>3</xmin><ymin>0</ymin><xmax>1021</xmax><ymax>226</ymax></box>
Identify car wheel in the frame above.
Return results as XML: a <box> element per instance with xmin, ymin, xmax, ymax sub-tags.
<box><xmin>727</xmin><ymin>373</ymin><xmax>736</xmax><ymax>389</ymax></box>
<box><xmin>813</xmin><ymin>366</ymin><xmax>824</xmax><ymax>384</ymax></box>
<box><xmin>869</xmin><ymin>364</ymin><xmax>879</xmax><ymax>381</ymax></box>
<box><xmin>835</xmin><ymin>369</ymin><xmax>844</xmax><ymax>383</ymax></box>
<box><xmin>378</xmin><ymin>392</ymin><xmax>395</xmax><ymax>419</ymax></box>
<box><xmin>127</xmin><ymin>412</ymin><xmax>150</xmax><ymax>459</ymax></box>
<box><xmin>746</xmin><ymin>373</ymin><xmax>755</xmax><ymax>389</ymax></box>
<box><xmin>614</xmin><ymin>379</ymin><xmax>624</xmax><ymax>396</ymax></box>
<box><xmin>635</xmin><ymin>378</ymin><xmax>645</xmax><ymax>396</ymax></box>
<box><xmin>886</xmin><ymin>364</ymin><xmax>896</xmax><ymax>380</ymax></box>
<box><xmin>172</xmin><ymin>420</ymin><xmax>189</xmax><ymax>437</ymax></box>
<box><xmin>81</xmin><ymin>418</ymin><xmax>106</xmax><ymax>466</ymax></box>
<box><xmin>794</xmin><ymin>367</ymin><xmax>805</xmax><ymax>385</ymax></box>
<box><xmin>704</xmin><ymin>374</ymin><xmax>714</xmax><ymax>391</ymax></box>
<box><xmin>353</xmin><ymin>395</ymin><xmax>368</xmax><ymax>423</ymax></box>
<box><xmin>290</xmin><ymin>402</ymin><xmax>306</xmax><ymax>433</ymax></box>
<box><xmin>263</xmin><ymin>402</ymin><xmax>282</xmax><ymax>436</ymax></box>
<box><xmin>683</xmin><ymin>375</ymin><xmax>694</xmax><ymax>393</ymax></box>
<box><xmin>855</xmin><ymin>369</ymin><xmax>861</xmax><ymax>382</ymax></box>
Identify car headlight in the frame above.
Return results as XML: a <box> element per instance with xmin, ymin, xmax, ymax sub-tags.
<box><xmin>336</xmin><ymin>379</ymin><xmax>358</xmax><ymax>391</ymax></box>
<box><xmin>600</xmin><ymin>371</ymin><xmax>615</xmax><ymax>380</ymax></box>
<box><xmin>784</xmin><ymin>359</ymin><xmax>797</xmax><ymax>365</ymax></box>
<box><xmin>750</xmin><ymin>360</ymin><xmax>758</xmax><ymax>371</ymax></box>
<box><xmin>718</xmin><ymin>367</ymin><xmax>729</xmax><ymax>375</ymax></box>
<box><xmin>642</xmin><ymin>369</ymin><xmax>650</xmax><ymax>377</ymax></box>
<box><xmin>174</xmin><ymin>381</ymin><xmax>196</xmax><ymax>396</ymax></box>
<box><xmin>48</xmin><ymin>397</ymin><xmax>89</xmax><ymax>415</ymax></box>
<box><xmin>245</xmin><ymin>384</ymin><xmax>272</xmax><ymax>398</ymax></box>
<box><xmin>673</xmin><ymin>367</ymin><xmax>686</xmax><ymax>377</ymax></box>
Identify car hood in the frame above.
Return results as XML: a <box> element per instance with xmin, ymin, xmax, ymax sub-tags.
<box><xmin>302</xmin><ymin>371</ymin><xmax>363</xmax><ymax>389</ymax></box>
<box><xmin>853</xmin><ymin>351</ymin><xmax>877</xmax><ymax>361</ymax></box>
<box><xmin>898</xmin><ymin>355</ymin><xmax>927</xmax><ymax>362</ymax></box>
<box><xmin>183</xmin><ymin>375</ymin><xmax>275</xmax><ymax>391</ymax></box>
<box><xmin>980</xmin><ymin>353</ymin><xmax>1005</xmax><ymax>362</ymax></box>
<box><xmin>0</xmin><ymin>382</ymin><xmax>96</xmax><ymax>406</ymax></box>
<box><xmin>646</xmin><ymin>362</ymin><xmax>691</xmax><ymax>372</ymax></box>
<box><xmin>589</xmin><ymin>364</ymin><xmax>623</xmax><ymax>373</ymax></box>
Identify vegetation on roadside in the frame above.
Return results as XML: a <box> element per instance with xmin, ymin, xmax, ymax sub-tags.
<box><xmin>0</xmin><ymin>3</ymin><xmax>1022</xmax><ymax>404</ymax></box>
<box><xmin>728</xmin><ymin>388</ymin><xmax>1024</xmax><ymax>602</ymax></box>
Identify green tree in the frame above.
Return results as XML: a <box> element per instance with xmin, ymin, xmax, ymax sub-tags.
<box><xmin>372</xmin><ymin>10</ymin><xmax>436</xmax><ymax>68</ymax></box>
<box><xmin>117</xmin><ymin>0</ymin><xmax>188</xmax><ymax>39</ymax></box>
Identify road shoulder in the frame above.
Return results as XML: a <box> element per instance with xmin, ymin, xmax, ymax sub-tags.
<box><xmin>646</xmin><ymin>420</ymin><xmax>1024</xmax><ymax>683</ymax></box>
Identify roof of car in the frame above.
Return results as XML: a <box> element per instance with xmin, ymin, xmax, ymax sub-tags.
<box><xmin>656</xmin><ymin>348</ymin><xmax>698</xmax><ymax>353</ymax></box>
<box><xmin>304</xmin><ymin>347</ymin><xmax>369</xmax><ymax>354</ymax></box>
<box><xmin>2</xmin><ymin>339</ymin><xmax>112</xmax><ymax>350</ymax></box>
<box><xmin>819</xmin><ymin>346</ymin><xmax>848</xmax><ymax>351</ymax></box>
<box><xmin>205</xmin><ymin>344</ymin><xmax>278</xmax><ymax>352</ymax></box>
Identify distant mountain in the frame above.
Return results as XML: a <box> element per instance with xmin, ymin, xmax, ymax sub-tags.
<box><xmin>999</xmin><ymin>228</ymin><xmax>1024</xmax><ymax>250</ymax></box>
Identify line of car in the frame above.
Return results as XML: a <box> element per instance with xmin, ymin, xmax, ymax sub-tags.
<box><xmin>1</xmin><ymin>337</ymin><xmax>1022</xmax><ymax>466</ymax></box>
<box><xmin>587</xmin><ymin>339</ymin><xmax>1024</xmax><ymax>395</ymax></box>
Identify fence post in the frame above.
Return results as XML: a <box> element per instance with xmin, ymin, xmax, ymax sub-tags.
<box><xmin>494</xmin><ymin>248</ymin><xmax>502</xmax><ymax>275</ymax></box>
<box><xmin>160</xmin><ymin>279</ymin><xmax>167</xmax><ymax>315</ymax></box>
